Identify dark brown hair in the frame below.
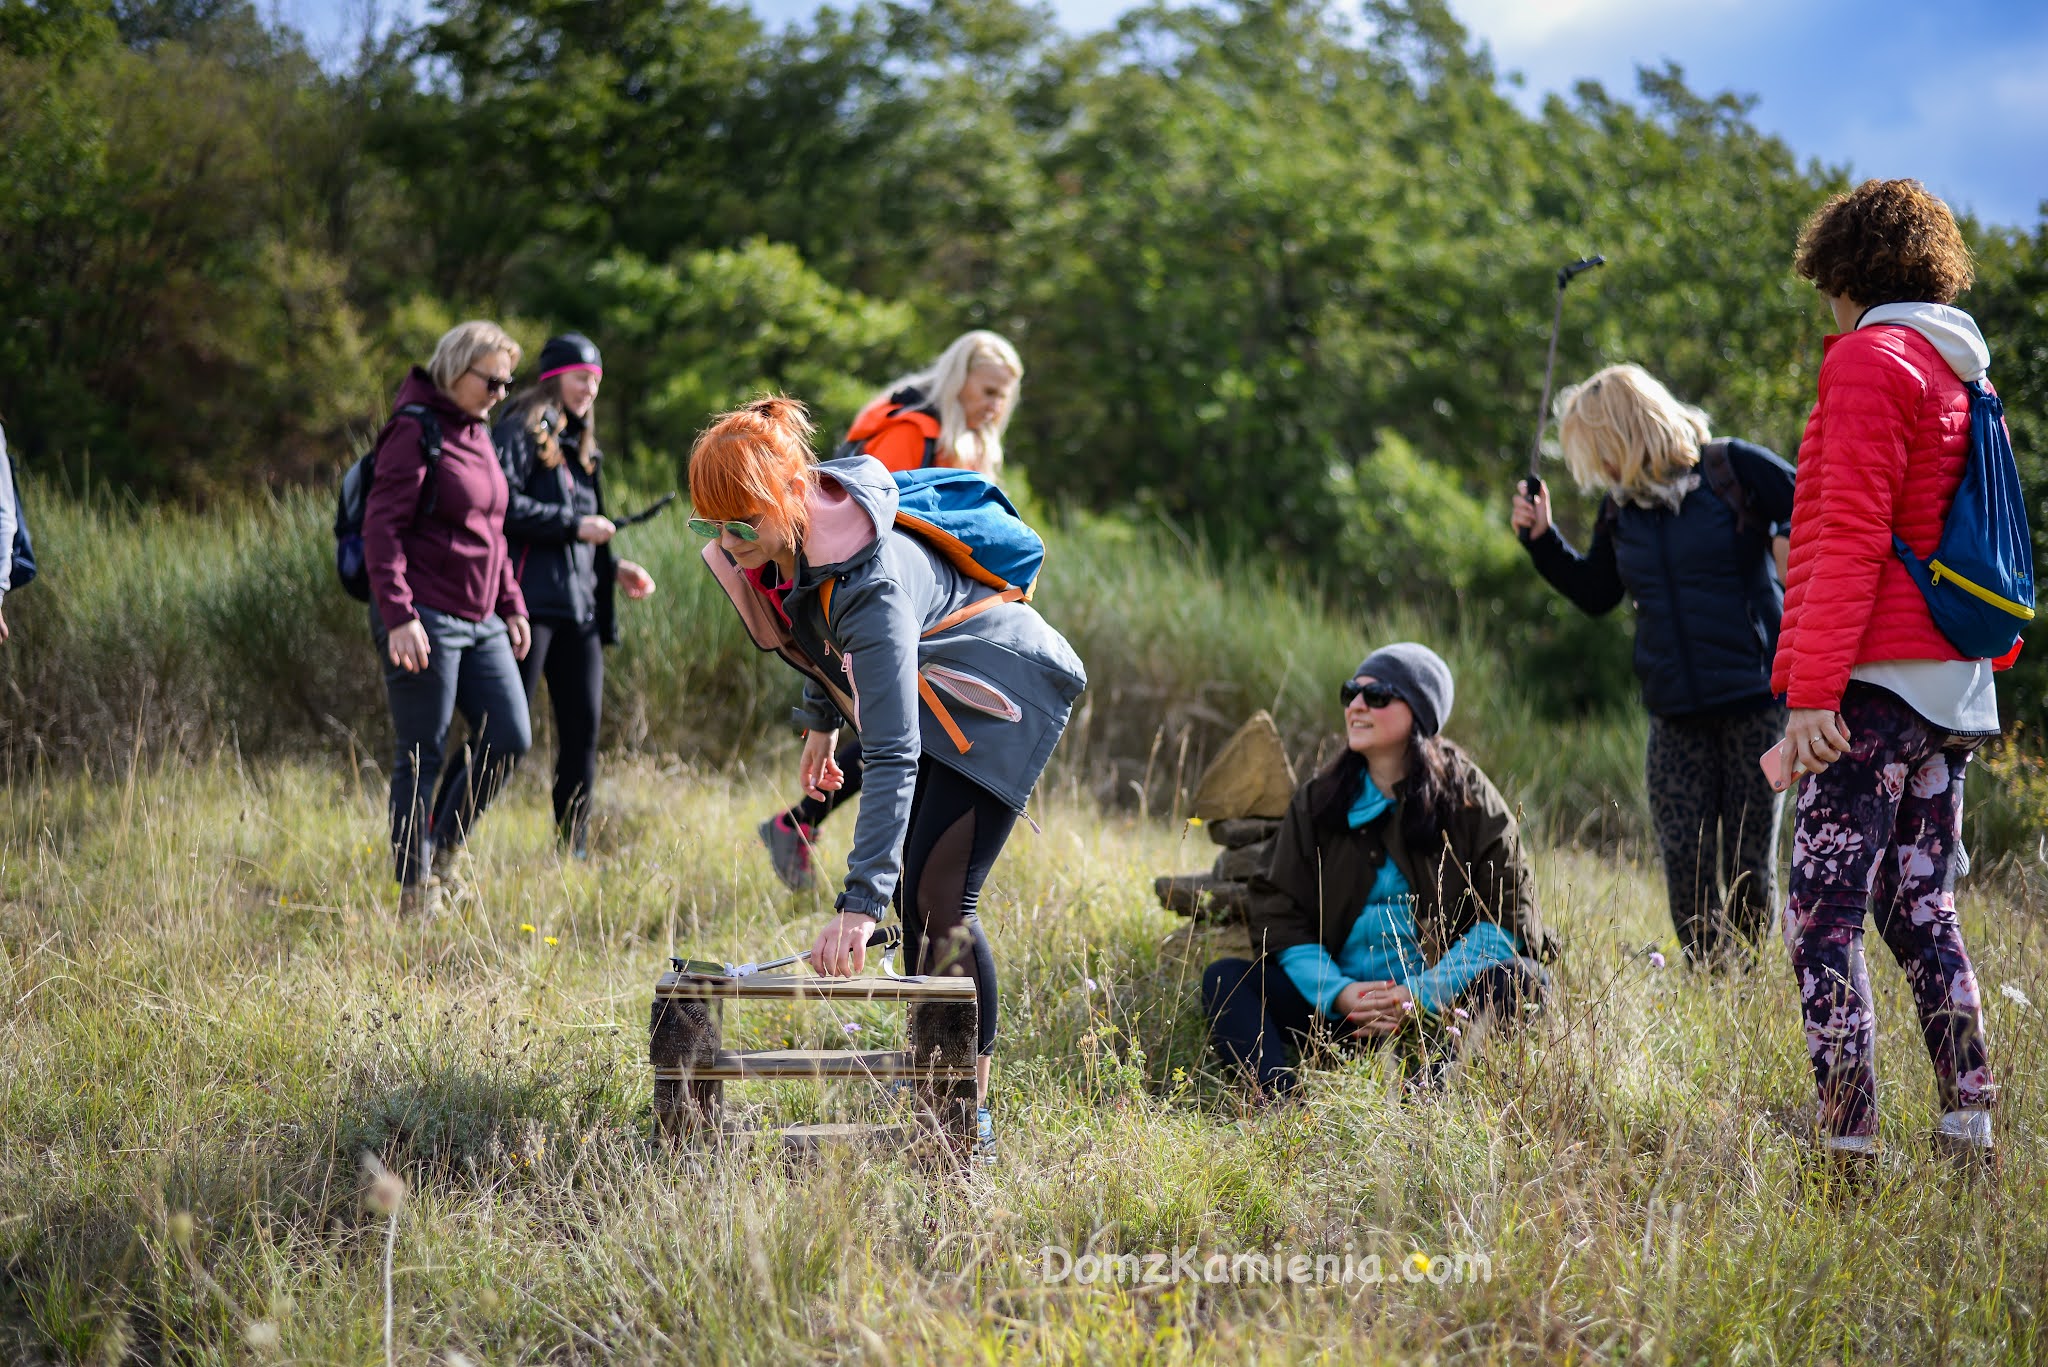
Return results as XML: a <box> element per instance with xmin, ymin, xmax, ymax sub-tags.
<box><xmin>1794</xmin><ymin>178</ymin><xmax>1974</xmax><ymax>307</ymax></box>
<box><xmin>500</xmin><ymin>375</ymin><xmax>596</xmax><ymax>473</ymax></box>
<box><xmin>1318</xmin><ymin>734</ymin><xmax>1472</xmax><ymax>854</ymax></box>
<box><xmin>1397</xmin><ymin>732</ymin><xmax>1471</xmax><ymax>854</ymax></box>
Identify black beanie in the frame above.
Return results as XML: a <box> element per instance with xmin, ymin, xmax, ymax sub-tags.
<box><xmin>537</xmin><ymin>333</ymin><xmax>602</xmax><ymax>379</ymax></box>
<box><xmin>1352</xmin><ymin>642</ymin><xmax>1455</xmax><ymax>738</ymax></box>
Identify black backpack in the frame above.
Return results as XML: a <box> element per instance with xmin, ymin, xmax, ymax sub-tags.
<box><xmin>1595</xmin><ymin>441</ymin><xmax>1760</xmax><ymax>540</ymax></box>
<box><xmin>334</xmin><ymin>404</ymin><xmax>442</xmax><ymax>602</ymax></box>
<box><xmin>6</xmin><ymin>449</ymin><xmax>33</xmax><ymax>592</ymax></box>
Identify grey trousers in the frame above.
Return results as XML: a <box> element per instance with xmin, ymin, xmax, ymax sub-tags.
<box><xmin>373</xmin><ymin>605</ymin><xmax>531</xmax><ymax>885</ymax></box>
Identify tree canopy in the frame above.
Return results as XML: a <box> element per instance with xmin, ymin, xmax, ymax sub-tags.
<box><xmin>2</xmin><ymin>0</ymin><xmax>2043</xmax><ymax>728</ymax></box>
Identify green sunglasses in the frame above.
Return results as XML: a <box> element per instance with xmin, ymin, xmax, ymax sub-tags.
<box><xmin>687</xmin><ymin>516</ymin><xmax>762</xmax><ymax>543</ymax></box>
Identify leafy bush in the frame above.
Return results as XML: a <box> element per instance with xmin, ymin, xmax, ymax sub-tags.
<box><xmin>580</xmin><ymin>241</ymin><xmax>919</xmax><ymax>487</ymax></box>
<box><xmin>0</xmin><ymin>479</ymin><xmax>1653</xmax><ymax>849</ymax></box>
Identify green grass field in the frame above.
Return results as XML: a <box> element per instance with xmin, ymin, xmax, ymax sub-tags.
<box><xmin>4</xmin><ymin>751</ymin><xmax>2044</xmax><ymax>1363</ymax></box>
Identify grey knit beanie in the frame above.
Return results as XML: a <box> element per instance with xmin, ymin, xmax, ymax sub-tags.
<box><xmin>1352</xmin><ymin>642</ymin><xmax>1455</xmax><ymax>738</ymax></box>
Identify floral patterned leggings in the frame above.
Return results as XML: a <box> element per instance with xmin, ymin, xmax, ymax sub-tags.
<box><xmin>1784</xmin><ymin>683</ymin><xmax>1997</xmax><ymax>1139</ymax></box>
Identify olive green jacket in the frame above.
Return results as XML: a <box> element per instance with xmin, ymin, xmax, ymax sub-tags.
<box><xmin>1246</xmin><ymin>747</ymin><xmax>1555</xmax><ymax>967</ymax></box>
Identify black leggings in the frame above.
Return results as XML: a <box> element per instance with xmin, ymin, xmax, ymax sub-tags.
<box><xmin>518</xmin><ymin>618</ymin><xmax>604</xmax><ymax>839</ymax></box>
<box><xmin>1201</xmin><ymin>954</ymin><xmax>1550</xmax><ymax>1093</ymax></box>
<box><xmin>1645</xmin><ymin>701</ymin><xmax>1787</xmax><ymax>964</ymax></box>
<box><xmin>897</xmin><ymin>758</ymin><xmax>1014</xmax><ymax>1057</ymax></box>
<box><xmin>789</xmin><ymin>736</ymin><xmax>865</xmax><ymax>828</ymax></box>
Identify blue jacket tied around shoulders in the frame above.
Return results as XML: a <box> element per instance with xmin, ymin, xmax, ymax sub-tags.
<box><xmin>704</xmin><ymin>456</ymin><xmax>1087</xmax><ymax>920</ymax></box>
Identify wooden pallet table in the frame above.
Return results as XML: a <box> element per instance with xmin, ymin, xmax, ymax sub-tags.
<box><xmin>648</xmin><ymin>971</ymin><xmax>979</xmax><ymax>1158</ymax></box>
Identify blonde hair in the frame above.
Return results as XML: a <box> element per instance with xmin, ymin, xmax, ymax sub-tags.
<box><xmin>428</xmin><ymin>320</ymin><xmax>522</xmax><ymax>394</ymax></box>
<box><xmin>880</xmin><ymin>330</ymin><xmax>1023</xmax><ymax>475</ymax></box>
<box><xmin>689</xmin><ymin>395</ymin><xmax>819</xmax><ymax>542</ymax></box>
<box><xmin>1555</xmin><ymin>364</ymin><xmax>1711</xmax><ymax>494</ymax></box>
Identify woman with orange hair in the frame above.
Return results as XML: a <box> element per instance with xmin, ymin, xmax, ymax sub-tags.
<box><xmin>691</xmin><ymin>395</ymin><xmax>1083</xmax><ymax>1162</ymax></box>
<box><xmin>756</xmin><ymin>330</ymin><xmax>1024</xmax><ymax>889</ymax></box>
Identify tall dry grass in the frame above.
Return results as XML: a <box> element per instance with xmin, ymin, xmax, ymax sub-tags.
<box><xmin>2</xmin><ymin>754</ymin><xmax>2044</xmax><ymax>1360</ymax></box>
<box><xmin>7</xmin><ymin>477</ymin><xmax>2045</xmax><ymax>855</ymax></box>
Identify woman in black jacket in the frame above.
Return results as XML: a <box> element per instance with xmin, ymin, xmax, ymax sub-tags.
<box><xmin>492</xmin><ymin>334</ymin><xmax>655</xmax><ymax>857</ymax></box>
<box><xmin>1511</xmin><ymin>363</ymin><xmax>1794</xmax><ymax>965</ymax></box>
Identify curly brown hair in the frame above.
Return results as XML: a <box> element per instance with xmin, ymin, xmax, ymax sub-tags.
<box><xmin>1793</xmin><ymin>178</ymin><xmax>1974</xmax><ymax>307</ymax></box>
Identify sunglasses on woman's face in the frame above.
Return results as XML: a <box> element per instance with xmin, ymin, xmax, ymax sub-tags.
<box><xmin>688</xmin><ymin>516</ymin><xmax>762</xmax><ymax>543</ymax></box>
<box><xmin>468</xmin><ymin>368</ymin><xmax>515</xmax><ymax>394</ymax></box>
<box><xmin>1340</xmin><ymin>680</ymin><xmax>1400</xmax><ymax>710</ymax></box>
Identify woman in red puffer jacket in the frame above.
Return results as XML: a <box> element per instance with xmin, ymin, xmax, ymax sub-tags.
<box><xmin>1776</xmin><ymin>179</ymin><xmax>2007</xmax><ymax>1177</ymax></box>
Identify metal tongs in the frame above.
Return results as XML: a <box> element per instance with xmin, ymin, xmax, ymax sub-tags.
<box><xmin>669</xmin><ymin>922</ymin><xmax>903</xmax><ymax>980</ymax></box>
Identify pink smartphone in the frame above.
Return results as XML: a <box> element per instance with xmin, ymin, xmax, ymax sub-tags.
<box><xmin>1759</xmin><ymin>739</ymin><xmax>1794</xmax><ymax>792</ymax></box>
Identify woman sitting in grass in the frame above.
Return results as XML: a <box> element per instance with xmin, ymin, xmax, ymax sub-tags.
<box><xmin>1203</xmin><ymin>644</ymin><xmax>1556</xmax><ymax>1097</ymax></box>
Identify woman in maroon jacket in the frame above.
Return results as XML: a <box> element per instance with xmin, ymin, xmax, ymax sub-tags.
<box><xmin>364</xmin><ymin>320</ymin><xmax>533</xmax><ymax>916</ymax></box>
<box><xmin>1778</xmin><ymin>181</ymin><xmax>2003</xmax><ymax>1176</ymax></box>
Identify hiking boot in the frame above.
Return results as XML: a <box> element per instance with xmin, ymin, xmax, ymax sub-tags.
<box><xmin>1928</xmin><ymin>1111</ymin><xmax>1999</xmax><ymax>1180</ymax></box>
<box><xmin>430</xmin><ymin>842</ymin><xmax>472</xmax><ymax>892</ymax></box>
<box><xmin>1929</xmin><ymin>1131</ymin><xmax>2000</xmax><ymax>1180</ymax></box>
<box><xmin>397</xmin><ymin>880</ymin><xmax>444</xmax><ymax>919</ymax></box>
<box><xmin>758</xmin><ymin>813</ymin><xmax>816</xmax><ymax>891</ymax></box>
<box><xmin>972</xmin><ymin>1106</ymin><xmax>998</xmax><ymax>1166</ymax></box>
<box><xmin>1805</xmin><ymin>1138</ymin><xmax>1882</xmax><ymax>1201</ymax></box>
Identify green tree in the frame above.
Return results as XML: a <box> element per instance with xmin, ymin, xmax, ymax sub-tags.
<box><xmin>1968</xmin><ymin>223</ymin><xmax>2048</xmax><ymax>739</ymax></box>
<box><xmin>579</xmin><ymin>239</ymin><xmax>917</xmax><ymax>478</ymax></box>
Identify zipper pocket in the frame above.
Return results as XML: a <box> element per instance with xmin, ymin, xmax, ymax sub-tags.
<box><xmin>919</xmin><ymin>665</ymin><xmax>1023</xmax><ymax>722</ymax></box>
<box><xmin>1930</xmin><ymin>560</ymin><xmax>2036</xmax><ymax>620</ymax></box>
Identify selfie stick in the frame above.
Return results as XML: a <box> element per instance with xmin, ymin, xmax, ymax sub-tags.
<box><xmin>1518</xmin><ymin>255</ymin><xmax>1606</xmax><ymax>543</ymax></box>
<box><xmin>612</xmin><ymin>491</ymin><xmax>679</xmax><ymax>530</ymax></box>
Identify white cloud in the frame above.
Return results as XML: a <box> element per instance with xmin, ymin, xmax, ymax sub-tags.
<box><xmin>1825</xmin><ymin>41</ymin><xmax>2048</xmax><ymax>225</ymax></box>
<box><xmin>1450</xmin><ymin>0</ymin><xmax>1745</xmax><ymax>50</ymax></box>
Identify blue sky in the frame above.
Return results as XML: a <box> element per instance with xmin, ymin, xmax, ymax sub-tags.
<box><xmin>281</xmin><ymin>0</ymin><xmax>2048</xmax><ymax>229</ymax></box>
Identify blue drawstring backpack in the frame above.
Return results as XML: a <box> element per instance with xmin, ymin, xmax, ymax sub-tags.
<box><xmin>887</xmin><ymin>467</ymin><xmax>1044</xmax><ymax>598</ymax></box>
<box><xmin>1893</xmin><ymin>380</ymin><xmax>2036</xmax><ymax>660</ymax></box>
<box><xmin>818</xmin><ymin>467</ymin><xmax>1046</xmax><ymax>756</ymax></box>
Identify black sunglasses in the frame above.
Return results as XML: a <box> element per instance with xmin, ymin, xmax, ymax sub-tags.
<box><xmin>468</xmin><ymin>367</ymin><xmax>516</xmax><ymax>394</ymax></box>
<box><xmin>1340</xmin><ymin>680</ymin><xmax>1401</xmax><ymax>710</ymax></box>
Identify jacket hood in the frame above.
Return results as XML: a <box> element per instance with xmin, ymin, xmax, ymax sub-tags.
<box><xmin>845</xmin><ymin>389</ymin><xmax>940</xmax><ymax>444</ymax></box>
<box><xmin>394</xmin><ymin>365</ymin><xmax>479</xmax><ymax>425</ymax></box>
<box><xmin>1859</xmin><ymin>303</ymin><xmax>1990</xmax><ymax>383</ymax></box>
<box><xmin>803</xmin><ymin>455</ymin><xmax>899</xmax><ymax>568</ymax></box>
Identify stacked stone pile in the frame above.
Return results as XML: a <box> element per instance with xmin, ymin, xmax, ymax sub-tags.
<box><xmin>1152</xmin><ymin>711</ymin><xmax>1295</xmax><ymax>927</ymax></box>
<box><xmin>1153</xmin><ymin>818</ymin><xmax>1278</xmax><ymax>924</ymax></box>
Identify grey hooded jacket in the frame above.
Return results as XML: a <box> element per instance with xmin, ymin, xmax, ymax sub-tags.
<box><xmin>704</xmin><ymin>456</ymin><xmax>1087</xmax><ymax>918</ymax></box>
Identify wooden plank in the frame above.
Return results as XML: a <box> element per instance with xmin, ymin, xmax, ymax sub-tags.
<box><xmin>769</xmin><ymin>1122</ymin><xmax>913</xmax><ymax>1154</ymax></box>
<box><xmin>652</xmin><ymin>1049</ymin><xmax>974</xmax><ymax>1081</ymax></box>
<box><xmin>655</xmin><ymin>972</ymin><xmax>977</xmax><ymax>1002</ymax></box>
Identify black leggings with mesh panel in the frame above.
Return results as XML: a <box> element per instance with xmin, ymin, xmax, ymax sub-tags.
<box><xmin>894</xmin><ymin>756</ymin><xmax>1015</xmax><ymax>1057</ymax></box>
